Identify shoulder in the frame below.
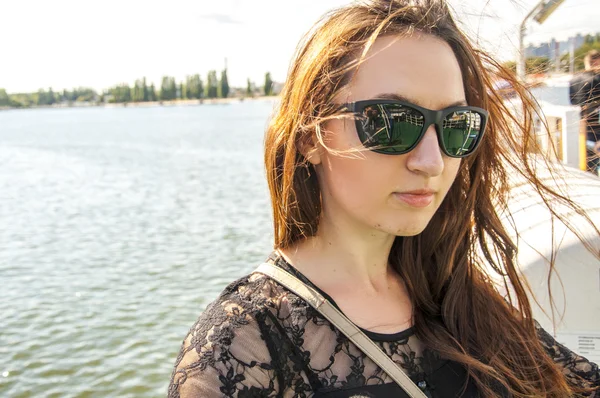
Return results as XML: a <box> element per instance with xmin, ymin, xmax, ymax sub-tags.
<box><xmin>534</xmin><ymin>320</ymin><xmax>600</xmax><ymax>395</ymax></box>
<box><xmin>572</xmin><ymin>72</ymin><xmax>594</xmax><ymax>82</ymax></box>
<box><xmin>570</xmin><ymin>72</ymin><xmax>596</xmax><ymax>91</ymax></box>
<box><xmin>168</xmin><ymin>271</ymin><xmax>307</xmax><ymax>397</ymax></box>
<box><xmin>172</xmin><ymin>270</ymin><xmax>294</xmax><ymax>362</ymax></box>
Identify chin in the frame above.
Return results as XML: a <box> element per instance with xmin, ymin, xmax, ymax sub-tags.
<box><xmin>394</xmin><ymin>227</ymin><xmax>427</xmax><ymax>237</ymax></box>
<box><xmin>373</xmin><ymin>223</ymin><xmax>428</xmax><ymax>237</ymax></box>
<box><xmin>387</xmin><ymin>215</ymin><xmax>434</xmax><ymax>237</ymax></box>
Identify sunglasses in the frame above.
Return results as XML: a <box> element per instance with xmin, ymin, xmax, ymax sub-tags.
<box><xmin>339</xmin><ymin>100</ymin><xmax>488</xmax><ymax>158</ymax></box>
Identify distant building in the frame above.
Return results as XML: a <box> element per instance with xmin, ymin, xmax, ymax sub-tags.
<box><xmin>525</xmin><ymin>32</ymin><xmax>598</xmax><ymax>59</ymax></box>
<box><xmin>574</xmin><ymin>33</ymin><xmax>585</xmax><ymax>49</ymax></box>
<box><xmin>526</xmin><ymin>42</ymin><xmax>552</xmax><ymax>58</ymax></box>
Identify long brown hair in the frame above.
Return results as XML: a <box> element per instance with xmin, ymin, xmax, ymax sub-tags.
<box><xmin>264</xmin><ymin>0</ymin><xmax>599</xmax><ymax>396</ymax></box>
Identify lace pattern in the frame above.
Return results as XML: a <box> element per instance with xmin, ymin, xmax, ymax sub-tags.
<box><xmin>168</xmin><ymin>254</ymin><xmax>599</xmax><ymax>397</ymax></box>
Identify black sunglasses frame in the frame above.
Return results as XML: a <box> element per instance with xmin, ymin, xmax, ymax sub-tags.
<box><xmin>340</xmin><ymin>99</ymin><xmax>489</xmax><ymax>158</ymax></box>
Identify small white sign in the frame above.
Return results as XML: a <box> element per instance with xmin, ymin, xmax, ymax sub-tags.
<box><xmin>557</xmin><ymin>333</ymin><xmax>600</xmax><ymax>364</ymax></box>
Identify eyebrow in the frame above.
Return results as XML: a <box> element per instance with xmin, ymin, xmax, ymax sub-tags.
<box><xmin>373</xmin><ymin>92</ymin><xmax>468</xmax><ymax>108</ymax></box>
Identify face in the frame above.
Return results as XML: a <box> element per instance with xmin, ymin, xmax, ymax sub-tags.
<box><xmin>309</xmin><ymin>34</ymin><xmax>466</xmax><ymax>237</ymax></box>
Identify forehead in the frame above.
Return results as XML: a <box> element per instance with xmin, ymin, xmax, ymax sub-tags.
<box><xmin>339</xmin><ymin>34</ymin><xmax>466</xmax><ymax>110</ymax></box>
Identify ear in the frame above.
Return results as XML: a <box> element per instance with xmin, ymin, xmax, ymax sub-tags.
<box><xmin>297</xmin><ymin>131</ymin><xmax>322</xmax><ymax>166</ymax></box>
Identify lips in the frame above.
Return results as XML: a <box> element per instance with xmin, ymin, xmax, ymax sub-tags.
<box><xmin>398</xmin><ymin>189</ymin><xmax>435</xmax><ymax>195</ymax></box>
<box><xmin>392</xmin><ymin>189</ymin><xmax>436</xmax><ymax>208</ymax></box>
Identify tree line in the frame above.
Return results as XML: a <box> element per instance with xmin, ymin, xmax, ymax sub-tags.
<box><xmin>0</xmin><ymin>87</ymin><xmax>97</xmax><ymax>108</ymax></box>
<box><xmin>0</xmin><ymin>71</ymin><xmax>276</xmax><ymax>108</ymax></box>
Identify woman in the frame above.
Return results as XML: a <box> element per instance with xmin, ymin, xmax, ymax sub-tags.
<box><xmin>168</xmin><ymin>0</ymin><xmax>600</xmax><ymax>396</ymax></box>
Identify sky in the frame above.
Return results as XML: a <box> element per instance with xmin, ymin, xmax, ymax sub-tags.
<box><xmin>1</xmin><ymin>0</ymin><xmax>598</xmax><ymax>93</ymax></box>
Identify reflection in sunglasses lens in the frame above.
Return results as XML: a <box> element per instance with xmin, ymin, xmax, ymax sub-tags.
<box><xmin>442</xmin><ymin>110</ymin><xmax>481</xmax><ymax>156</ymax></box>
<box><xmin>362</xmin><ymin>104</ymin><xmax>425</xmax><ymax>153</ymax></box>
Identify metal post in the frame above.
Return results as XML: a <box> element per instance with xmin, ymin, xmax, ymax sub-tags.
<box><xmin>518</xmin><ymin>20</ymin><xmax>528</xmax><ymax>81</ymax></box>
<box><xmin>518</xmin><ymin>1</ymin><xmax>545</xmax><ymax>81</ymax></box>
<box><xmin>555</xmin><ymin>41</ymin><xmax>560</xmax><ymax>73</ymax></box>
<box><xmin>517</xmin><ymin>0</ymin><xmax>564</xmax><ymax>81</ymax></box>
<box><xmin>569</xmin><ymin>38</ymin><xmax>575</xmax><ymax>74</ymax></box>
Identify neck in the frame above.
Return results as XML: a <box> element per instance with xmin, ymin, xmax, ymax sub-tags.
<box><xmin>279</xmin><ymin>211</ymin><xmax>398</xmax><ymax>294</ymax></box>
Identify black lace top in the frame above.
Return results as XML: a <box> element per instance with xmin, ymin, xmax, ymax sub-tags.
<box><xmin>168</xmin><ymin>252</ymin><xmax>600</xmax><ymax>397</ymax></box>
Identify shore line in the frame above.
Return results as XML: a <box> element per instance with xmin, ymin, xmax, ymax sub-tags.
<box><xmin>0</xmin><ymin>96</ymin><xmax>277</xmax><ymax>111</ymax></box>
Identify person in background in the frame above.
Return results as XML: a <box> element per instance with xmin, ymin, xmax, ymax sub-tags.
<box><xmin>169</xmin><ymin>1</ymin><xmax>600</xmax><ymax>397</ymax></box>
<box><xmin>570</xmin><ymin>50</ymin><xmax>600</xmax><ymax>174</ymax></box>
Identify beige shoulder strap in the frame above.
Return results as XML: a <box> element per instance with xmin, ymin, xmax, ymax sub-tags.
<box><xmin>255</xmin><ymin>262</ymin><xmax>428</xmax><ymax>398</ymax></box>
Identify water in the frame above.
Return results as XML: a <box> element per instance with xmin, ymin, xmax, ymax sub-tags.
<box><xmin>0</xmin><ymin>100</ymin><xmax>277</xmax><ymax>397</ymax></box>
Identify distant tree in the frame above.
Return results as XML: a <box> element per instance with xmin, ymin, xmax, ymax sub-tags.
<box><xmin>57</xmin><ymin>87</ymin><xmax>96</xmax><ymax>103</ymax></box>
<box><xmin>124</xmin><ymin>85</ymin><xmax>132</xmax><ymax>102</ymax></box>
<box><xmin>160</xmin><ymin>77</ymin><xmax>168</xmax><ymax>100</ymax></box>
<box><xmin>36</xmin><ymin>89</ymin><xmax>44</xmax><ymax>105</ymax></box>
<box><xmin>73</xmin><ymin>88</ymin><xmax>97</xmax><ymax>102</ymax></box>
<box><xmin>48</xmin><ymin>87</ymin><xmax>55</xmax><ymax>105</ymax></box>
<box><xmin>185</xmin><ymin>76</ymin><xmax>193</xmax><ymax>99</ymax></box>
<box><xmin>133</xmin><ymin>79</ymin><xmax>145</xmax><ymax>102</ymax></box>
<box><xmin>585</xmin><ymin>34</ymin><xmax>595</xmax><ymax>44</ymax></box>
<box><xmin>179</xmin><ymin>83</ymin><xmax>185</xmax><ymax>100</ymax></box>
<box><xmin>8</xmin><ymin>93</ymin><xmax>34</xmax><ymax>108</ymax></box>
<box><xmin>264</xmin><ymin>72</ymin><xmax>273</xmax><ymax>96</ymax></box>
<box><xmin>185</xmin><ymin>74</ymin><xmax>204</xmax><ymax>99</ymax></box>
<box><xmin>0</xmin><ymin>88</ymin><xmax>9</xmax><ymax>106</ymax></box>
<box><xmin>170</xmin><ymin>78</ymin><xmax>177</xmax><ymax>99</ymax></box>
<box><xmin>123</xmin><ymin>85</ymin><xmax>132</xmax><ymax>102</ymax></box>
<box><xmin>562</xmin><ymin>40</ymin><xmax>600</xmax><ymax>72</ymax></box>
<box><xmin>160</xmin><ymin>76</ymin><xmax>177</xmax><ymax>100</ymax></box>
<box><xmin>148</xmin><ymin>84</ymin><xmax>157</xmax><ymax>101</ymax></box>
<box><xmin>121</xmin><ymin>84</ymin><xmax>132</xmax><ymax>102</ymax></box>
<box><xmin>219</xmin><ymin>69</ymin><xmax>229</xmax><ymax>98</ymax></box>
<box><xmin>109</xmin><ymin>84</ymin><xmax>131</xmax><ymax>103</ymax></box>
<box><xmin>246</xmin><ymin>78</ymin><xmax>253</xmax><ymax>97</ymax></box>
<box><xmin>35</xmin><ymin>88</ymin><xmax>56</xmax><ymax>106</ymax></box>
<box><xmin>142</xmin><ymin>77</ymin><xmax>148</xmax><ymax>102</ymax></box>
<box><xmin>206</xmin><ymin>70</ymin><xmax>218</xmax><ymax>98</ymax></box>
<box><xmin>198</xmin><ymin>76</ymin><xmax>204</xmax><ymax>99</ymax></box>
<box><xmin>502</xmin><ymin>57</ymin><xmax>553</xmax><ymax>75</ymax></box>
<box><xmin>526</xmin><ymin>56</ymin><xmax>550</xmax><ymax>74</ymax></box>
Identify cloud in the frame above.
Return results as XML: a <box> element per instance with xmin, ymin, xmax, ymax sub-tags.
<box><xmin>199</xmin><ymin>13</ymin><xmax>241</xmax><ymax>25</ymax></box>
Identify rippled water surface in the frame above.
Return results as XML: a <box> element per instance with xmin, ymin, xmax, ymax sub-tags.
<box><xmin>0</xmin><ymin>101</ymin><xmax>277</xmax><ymax>397</ymax></box>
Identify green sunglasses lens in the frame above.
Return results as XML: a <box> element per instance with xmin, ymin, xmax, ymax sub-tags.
<box><xmin>359</xmin><ymin>104</ymin><xmax>424</xmax><ymax>154</ymax></box>
<box><xmin>441</xmin><ymin>110</ymin><xmax>483</xmax><ymax>157</ymax></box>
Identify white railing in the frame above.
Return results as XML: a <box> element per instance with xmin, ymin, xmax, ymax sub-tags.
<box><xmin>504</xmin><ymin>74</ymin><xmax>586</xmax><ymax>171</ymax></box>
<box><xmin>534</xmin><ymin>100</ymin><xmax>582</xmax><ymax>169</ymax></box>
<box><xmin>530</xmin><ymin>75</ymin><xmax>587</xmax><ymax>170</ymax></box>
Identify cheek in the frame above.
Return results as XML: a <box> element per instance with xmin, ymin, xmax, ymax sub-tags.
<box><xmin>319</xmin><ymin>151</ymin><xmax>397</xmax><ymax>211</ymax></box>
<box><xmin>319</xmin><ymin>121</ymin><xmax>373</xmax><ymax>202</ymax></box>
<box><xmin>440</xmin><ymin>158</ymin><xmax>462</xmax><ymax>195</ymax></box>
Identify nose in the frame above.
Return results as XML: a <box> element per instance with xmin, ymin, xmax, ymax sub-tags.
<box><xmin>405</xmin><ymin>124</ymin><xmax>444</xmax><ymax>177</ymax></box>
